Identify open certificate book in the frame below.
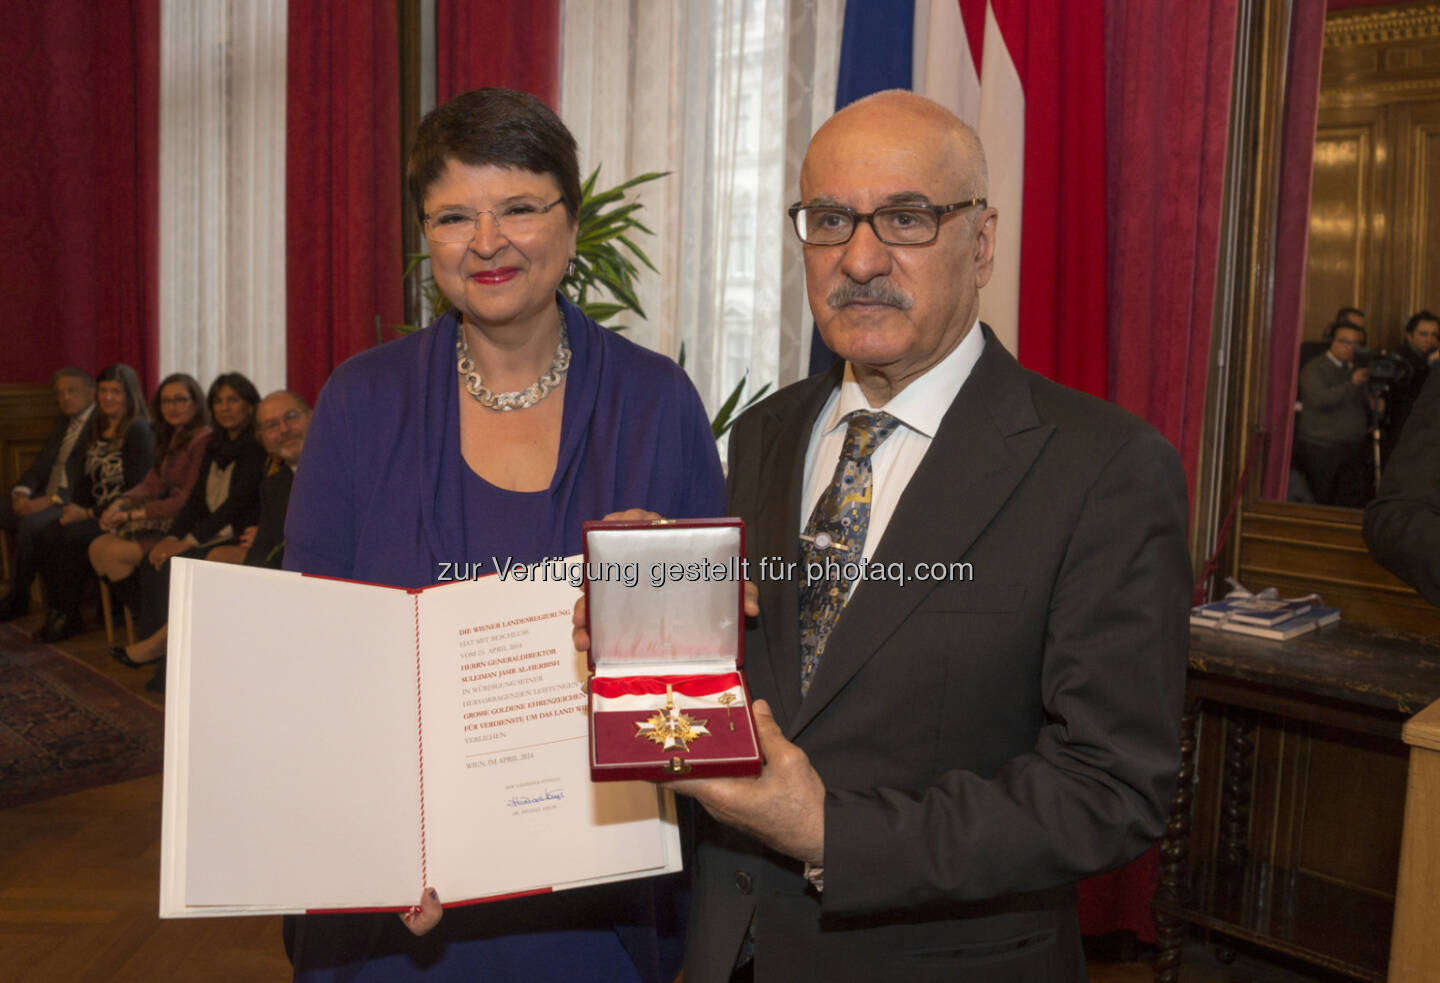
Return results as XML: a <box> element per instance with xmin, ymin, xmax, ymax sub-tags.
<box><xmin>160</xmin><ymin>557</ymin><xmax>681</xmax><ymax>917</ymax></box>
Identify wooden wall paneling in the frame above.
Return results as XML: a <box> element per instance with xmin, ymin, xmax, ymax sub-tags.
<box><xmin>1267</xmin><ymin>720</ymin><xmax>1307</xmax><ymax>873</ymax></box>
<box><xmin>1294</xmin><ymin>725</ymin><xmax>1407</xmax><ymax>895</ymax></box>
<box><xmin>1305</xmin><ymin>113</ymin><xmax>1381</xmax><ymax>336</ymax></box>
<box><xmin>0</xmin><ymin>384</ymin><xmax>57</xmax><ymax>492</ymax></box>
<box><xmin>1390</xmin><ymin>698</ymin><xmax>1440</xmax><ymax>981</ymax></box>
<box><xmin>1406</xmin><ymin>98</ymin><xmax>1440</xmax><ymax>316</ymax></box>
<box><xmin>1237</xmin><ymin>503</ymin><xmax>1440</xmax><ymax>634</ymax></box>
<box><xmin>1186</xmin><ymin>702</ymin><xmax>1227</xmax><ymax>874</ymax></box>
<box><xmin>1226</xmin><ymin>4</ymin><xmax>1440</xmax><ymax>631</ymax></box>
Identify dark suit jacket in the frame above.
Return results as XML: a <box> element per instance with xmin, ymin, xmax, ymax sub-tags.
<box><xmin>685</xmin><ymin>328</ymin><xmax>1191</xmax><ymax>983</ymax></box>
<box><xmin>1365</xmin><ymin>368</ymin><xmax>1440</xmax><ymax>606</ymax></box>
<box><xmin>244</xmin><ymin>463</ymin><xmax>293</xmax><ymax>568</ymax></box>
<box><xmin>14</xmin><ymin>410</ymin><xmax>94</xmax><ymax>503</ymax></box>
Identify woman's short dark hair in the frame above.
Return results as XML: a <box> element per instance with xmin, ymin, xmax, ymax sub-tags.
<box><xmin>91</xmin><ymin>364</ymin><xmax>149</xmax><ymax>441</ymax></box>
<box><xmin>407</xmin><ymin>88</ymin><xmax>581</xmax><ymax>222</ymax></box>
<box><xmin>151</xmin><ymin>373</ymin><xmax>209</xmax><ymax>464</ymax></box>
<box><xmin>208</xmin><ymin>372</ymin><xmax>262</xmax><ymax>435</ymax></box>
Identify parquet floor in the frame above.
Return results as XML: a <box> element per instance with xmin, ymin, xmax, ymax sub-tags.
<box><xmin>0</xmin><ymin>609</ymin><xmax>1326</xmax><ymax>982</ymax></box>
<box><xmin>0</xmin><ymin>610</ymin><xmax>291</xmax><ymax>982</ymax></box>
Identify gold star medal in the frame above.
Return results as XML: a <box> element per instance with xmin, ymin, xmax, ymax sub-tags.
<box><xmin>635</xmin><ymin>684</ymin><xmax>710</xmax><ymax>751</ymax></box>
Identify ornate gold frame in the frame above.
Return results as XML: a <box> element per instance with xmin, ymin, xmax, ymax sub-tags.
<box><xmin>1199</xmin><ymin>1</ymin><xmax>1440</xmax><ymax>632</ymax></box>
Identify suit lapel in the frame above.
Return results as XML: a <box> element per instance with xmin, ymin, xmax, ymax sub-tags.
<box><xmin>748</xmin><ymin>368</ymin><xmax>840</xmax><ymax>727</ymax></box>
<box><xmin>785</xmin><ymin>331</ymin><xmax>1055</xmax><ymax>737</ymax></box>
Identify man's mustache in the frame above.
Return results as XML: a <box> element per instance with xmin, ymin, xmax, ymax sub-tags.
<box><xmin>828</xmin><ymin>278</ymin><xmax>913</xmax><ymax>310</ymax></box>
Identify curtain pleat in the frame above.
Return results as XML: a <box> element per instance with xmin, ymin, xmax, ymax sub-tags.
<box><xmin>1106</xmin><ymin>0</ymin><xmax>1240</xmax><ymax>498</ymax></box>
<box><xmin>1079</xmin><ymin>0</ymin><xmax>1239</xmax><ymax>942</ymax></box>
<box><xmin>1262</xmin><ymin>3</ymin><xmax>1327</xmax><ymax>500</ymax></box>
<box><xmin>1000</xmin><ymin>0</ymin><xmax>1110</xmax><ymax>398</ymax></box>
<box><xmin>437</xmin><ymin>0</ymin><xmax>560</xmax><ymax>107</ymax></box>
<box><xmin>0</xmin><ymin>0</ymin><xmax>159</xmax><ymax>385</ymax></box>
<box><xmin>285</xmin><ymin>0</ymin><xmax>403</xmax><ymax>404</ymax></box>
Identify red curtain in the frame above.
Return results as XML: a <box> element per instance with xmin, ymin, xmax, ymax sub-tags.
<box><xmin>0</xmin><ymin>0</ymin><xmax>159</xmax><ymax>387</ymax></box>
<box><xmin>436</xmin><ymin>0</ymin><xmax>561</xmax><ymax>107</ymax></box>
<box><xmin>1262</xmin><ymin>3</ymin><xmax>1328</xmax><ymax>500</ymax></box>
<box><xmin>1080</xmin><ymin>0</ymin><xmax>1239</xmax><ymax>943</ymax></box>
<box><xmin>1106</xmin><ymin>0</ymin><xmax>1239</xmax><ymax>501</ymax></box>
<box><xmin>285</xmin><ymin>1</ymin><xmax>404</xmax><ymax>405</ymax></box>
<box><xmin>993</xmin><ymin>0</ymin><xmax>1110</xmax><ymax>399</ymax></box>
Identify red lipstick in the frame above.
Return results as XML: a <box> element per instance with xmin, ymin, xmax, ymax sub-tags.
<box><xmin>471</xmin><ymin>268</ymin><xmax>519</xmax><ymax>285</ymax></box>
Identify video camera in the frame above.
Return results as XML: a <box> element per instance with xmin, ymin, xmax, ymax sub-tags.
<box><xmin>1352</xmin><ymin>346</ymin><xmax>1414</xmax><ymax>387</ymax></box>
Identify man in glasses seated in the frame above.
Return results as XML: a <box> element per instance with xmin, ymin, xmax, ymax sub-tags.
<box><xmin>674</xmin><ymin>90</ymin><xmax>1191</xmax><ymax>983</ymax></box>
<box><xmin>200</xmin><ymin>390</ymin><xmax>311</xmax><ymax>570</ymax></box>
<box><xmin>245</xmin><ymin>390</ymin><xmax>311</xmax><ymax>569</ymax></box>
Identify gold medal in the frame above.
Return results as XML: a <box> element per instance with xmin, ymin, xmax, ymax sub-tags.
<box><xmin>635</xmin><ymin>684</ymin><xmax>710</xmax><ymax>751</ymax></box>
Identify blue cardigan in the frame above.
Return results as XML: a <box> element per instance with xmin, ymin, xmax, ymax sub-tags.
<box><xmin>287</xmin><ymin>296</ymin><xmax>725</xmax><ymax>588</ymax></box>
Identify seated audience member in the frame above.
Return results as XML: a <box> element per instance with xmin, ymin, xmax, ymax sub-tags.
<box><xmin>29</xmin><ymin>365</ymin><xmax>155</xmax><ymax>642</ymax></box>
<box><xmin>1296</xmin><ymin>320</ymin><xmax>1372</xmax><ymax>506</ymax></box>
<box><xmin>204</xmin><ymin>391</ymin><xmax>310</xmax><ymax>569</ymax></box>
<box><xmin>110</xmin><ymin>372</ymin><xmax>265</xmax><ymax>691</ymax></box>
<box><xmin>0</xmin><ymin>368</ymin><xmax>96</xmax><ymax>619</ymax></box>
<box><xmin>119</xmin><ymin>391</ymin><xmax>313</xmax><ymax>671</ymax></box>
<box><xmin>1385</xmin><ymin>309</ymin><xmax>1439</xmax><ymax>451</ymax></box>
<box><xmin>1365</xmin><ymin>368</ymin><xmax>1440</xmax><ymax>607</ymax></box>
<box><xmin>88</xmin><ymin>374</ymin><xmax>212</xmax><ymax>587</ymax></box>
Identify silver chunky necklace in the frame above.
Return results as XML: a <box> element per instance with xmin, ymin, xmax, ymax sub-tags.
<box><xmin>455</xmin><ymin>305</ymin><xmax>571</xmax><ymax>411</ymax></box>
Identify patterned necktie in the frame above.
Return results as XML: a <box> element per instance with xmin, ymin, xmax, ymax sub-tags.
<box><xmin>798</xmin><ymin>410</ymin><xmax>900</xmax><ymax>695</ymax></box>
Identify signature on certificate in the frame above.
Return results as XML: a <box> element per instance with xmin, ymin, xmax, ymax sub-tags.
<box><xmin>506</xmin><ymin>787</ymin><xmax>566</xmax><ymax>809</ymax></box>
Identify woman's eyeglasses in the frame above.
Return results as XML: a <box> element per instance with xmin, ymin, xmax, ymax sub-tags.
<box><xmin>423</xmin><ymin>198</ymin><xmax>566</xmax><ymax>243</ymax></box>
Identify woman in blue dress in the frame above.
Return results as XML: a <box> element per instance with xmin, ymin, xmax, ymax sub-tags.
<box><xmin>283</xmin><ymin>87</ymin><xmax>725</xmax><ymax>982</ymax></box>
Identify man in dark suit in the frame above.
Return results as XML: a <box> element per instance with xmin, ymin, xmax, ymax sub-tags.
<box><xmin>1</xmin><ymin>367</ymin><xmax>95</xmax><ymax>618</ymax></box>
<box><xmin>1365</xmin><ymin>368</ymin><xmax>1440</xmax><ymax>607</ymax></box>
<box><xmin>245</xmin><ymin>390</ymin><xmax>310</xmax><ymax>568</ymax></box>
<box><xmin>197</xmin><ymin>389</ymin><xmax>311</xmax><ymax>572</ymax></box>
<box><xmin>675</xmin><ymin>91</ymin><xmax>1191</xmax><ymax>982</ymax></box>
<box><xmin>1383</xmin><ymin>310</ymin><xmax>1439</xmax><ymax>458</ymax></box>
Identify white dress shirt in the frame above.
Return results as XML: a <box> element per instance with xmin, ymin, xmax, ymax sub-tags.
<box><xmin>40</xmin><ymin>403</ymin><xmax>95</xmax><ymax>498</ymax></box>
<box><xmin>799</xmin><ymin>321</ymin><xmax>984</xmax><ymax>566</ymax></box>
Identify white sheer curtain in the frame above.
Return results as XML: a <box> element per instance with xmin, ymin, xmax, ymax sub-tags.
<box><xmin>159</xmin><ymin>0</ymin><xmax>288</xmax><ymax>395</ymax></box>
<box><xmin>560</xmin><ymin>0</ymin><xmax>842</xmax><ymax>418</ymax></box>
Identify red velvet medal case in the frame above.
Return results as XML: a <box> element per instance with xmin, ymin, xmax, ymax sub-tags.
<box><xmin>584</xmin><ymin>518</ymin><xmax>761</xmax><ymax>781</ymax></box>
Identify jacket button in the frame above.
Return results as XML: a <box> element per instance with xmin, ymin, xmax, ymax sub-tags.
<box><xmin>734</xmin><ymin>871</ymin><xmax>753</xmax><ymax>895</ymax></box>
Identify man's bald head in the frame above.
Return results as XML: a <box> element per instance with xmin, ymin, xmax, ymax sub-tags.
<box><xmin>796</xmin><ymin>89</ymin><xmax>998</xmax><ymax>403</ymax></box>
<box><xmin>805</xmin><ymin>90</ymin><xmax>988</xmax><ymax>203</ymax></box>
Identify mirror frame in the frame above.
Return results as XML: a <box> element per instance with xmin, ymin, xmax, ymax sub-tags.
<box><xmin>1202</xmin><ymin>0</ymin><xmax>1440</xmax><ymax>633</ymax></box>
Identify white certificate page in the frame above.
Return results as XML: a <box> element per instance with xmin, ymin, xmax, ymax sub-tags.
<box><xmin>417</xmin><ymin>566</ymin><xmax>680</xmax><ymax>903</ymax></box>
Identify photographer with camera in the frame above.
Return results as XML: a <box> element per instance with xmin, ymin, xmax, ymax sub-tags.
<box><xmin>1297</xmin><ymin>320</ymin><xmax>1372</xmax><ymax>506</ymax></box>
<box><xmin>1384</xmin><ymin>310</ymin><xmax>1439</xmax><ymax>454</ymax></box>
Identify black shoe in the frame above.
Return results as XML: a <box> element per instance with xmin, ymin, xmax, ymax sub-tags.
<box><xmin>145</xmin><ymin>660</ymin><xmax>166</xmax><ymax>694</ymax></box>
<box><xmin>34</xmin><ymin>609</ymin><xmax>81</xmax><ymax>644</ymax></box>
<box><xmin>109</xmin><ymin>645</ymin><xmax>145</xmax><ymax>669</ymax></box>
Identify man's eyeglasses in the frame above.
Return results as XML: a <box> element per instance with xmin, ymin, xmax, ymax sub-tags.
<box><xmin>258</xmin><ymin>409</ymin><xmax>305</xmax><ymax>435</ymax></box>
<box><xmin>423</xmin><ymin>197</ymin><xmax>567</xmax><ymax>243</ymax></box>
<box><xmin>787</xmin><ymin>198</ymin><xmax>987</xmax><ymax>246</ymax></box>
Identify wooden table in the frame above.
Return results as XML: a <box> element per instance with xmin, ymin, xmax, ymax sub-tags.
<box><xmin>1153</xmin><ymin>624</ymin><xmax>1440</xmax><ymax>982</ymax></box>
<box><xmin>1390</xmin><ymin>698</ymin><xmax>1440</xmax><ymax>981</ymax></box>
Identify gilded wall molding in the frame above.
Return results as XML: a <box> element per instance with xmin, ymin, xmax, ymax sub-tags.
<box><xmin>1320</xmin><ymin>76</ymin><xmax>1440</xmax><ymax>109</ymax></box>
<box><xmin>1325</xmin><ymin>4</ymin><xmax>1440</xmax><ymax>47</ymax></box>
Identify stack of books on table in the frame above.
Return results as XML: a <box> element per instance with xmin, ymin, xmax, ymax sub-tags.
<box><xmin>1190</xmin><ymin>596</ymin><xmax>1342</xmax><ymax>641</ymax></box>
